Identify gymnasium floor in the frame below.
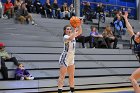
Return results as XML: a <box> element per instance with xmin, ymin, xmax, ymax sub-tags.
<box><xmin>61</xmin><ymin>87</ymin><xmax>134</xmax><ymax>93</ymax></box>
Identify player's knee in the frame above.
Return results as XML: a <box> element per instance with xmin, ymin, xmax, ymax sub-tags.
<box><xmin>59</xmin><ymin>76</ymin><xmax>65</xmax><ymax>81</ymax></box>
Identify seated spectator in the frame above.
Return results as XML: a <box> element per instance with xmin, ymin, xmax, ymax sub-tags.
<box><xmin>43</xmin><ymin>1</ymin><xmax>52</xmax><ymax>18</ymax></box>
<box><xmin>25</xmin><ymin>0</ymin><xmax>33</xmax><ymax>13</ymax></box>
<box><xmin>33</xmin><ymin>0</ymin><xmax>42</xmax><ymax>14</ymax></box>
<box><xmin>14</xmin><ymin>0</ymin><xmax>22</xmax><ymax>12</ymax></box>
<box><xmin>56</xmin><ymin>8</ymin><xmax>61</xmax><ymax>19</ymax></box>
<box><xmin>4</xmin><ymin>0</ymin><xmax>14</xmax><ymax>19</ymax></box>
<box><xmin>0</xmin><ymin>0</ymin><xmax>3</xmax><ymax>18</ymax></box>
<box><xmin>96</xmin><ymin>3</ymin><xmax>105</xmax><ymax>19</ymax></box>
<box><xmin>114</xmin><ymin>15</ymin><xmax>126</xmax><ymax>36</ymax></box>
<box><xmin>51</xmin><ymin>0</ymin><xmax>60</xmax><ymax>18</ymax></box>
<box><xmin>82</xmin><ymin>2</ymin><xmax>93</xmax><ymax>21</ymax></box>
<box><xmin>60</xmin><ymin>3</ymin><xmax>70</xmax><ymax>19</ymax></box>
<box><xmin>40</xmin><ymin>5</ymin><xmax>46</xmax><ymax>18</ymax></box>
<box><xmin>82</xmin><ymin>2</ymin><xmax>91</xmax><ymax>15</ymax></box>
<box><xmin>15</xmin><ymin>63</ymin><xmax>34</xmax><ymax>80</ymax></box>
<box><xmin>76</xmin><ymin>34</ymin><xmax>93</xmax><ymax>48</ymax></box>
<box><xmin>112</xmin><ymin>11</ymin><xmax>126</xmax><ymax>35</ymax></box>
<box><xmin>16</xmin><ymin>3</ymin><xmax>35</xmax><ymax>25</ymax></box>
<box><xmin>90</xmin><ymin>26</ymin><xmax>108</xmax><ymax>48</ymax></box>
<box><xmin>75</xmin><ymin>35</ymin><xmax>86</xmax><ymax>48</ymax></box>
<box><xmin>102</xmin><ymin>25</ymin><xmax>118</xmax><ymax>49</ymax></box>
<box><xmin>69</xmin><ymin>4</ymin><xmax>75</xmax><ymax>17</ymax></box>
<box><xmin>110</xmin><ymin>13</ymin><xmax>119</xmax><ymax>27</ymax></box>
<box><xmin>0</xmin><ymin>42</ymin><xmax>19</xmax><ymax>80</ymax></box>
<box><xmin>119</xmin><ymin>11</ymin><xmax>126</xmax><ymax>29</ymax></box>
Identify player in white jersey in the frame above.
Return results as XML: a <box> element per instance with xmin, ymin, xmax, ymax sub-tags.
<box><xmin>58</xmin><ymin>24</ymin><xmax>82</xmax><ymax>93</ymax></box>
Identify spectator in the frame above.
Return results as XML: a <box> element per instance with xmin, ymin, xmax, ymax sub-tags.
<box><xmin>44</xmin><ymin>1</ymin><xmax>52</xmax><ymax>18</ymax></box>
<box><xmin>76</xmin><ymin>35</ymin><xmax>93</xmax><ymax>48</ymax></box>
<box><xmin>113</xmin><ymin>11</ymin><xmax>126</xmax><ymax>29</ymax></box>
<box><xmin>33</xmin><ymin>0</ymin><xmax>42</xmax><ymax>14</ymax></box>
<box><xmin>56</xmin><ymin>8</ymin><xmax>61</xmax><ymax>19</ymax></box>
<box><xmin>82</xmin><ymin>2</ymin><xmax>93</xmax><ymax>21</ymax></box>
<box><xmin>60</xmin><ymin>3</ymin><xmax>70</xmax><ymax>19</ymax></box>
<box><xmin>14</xmin><ymin>0</ymin><xmax>23</xmax><ymax>12</ymax></box>
<box><xmin>119</xmin><ymin>11</ymin><xmax>126</xmax><ymax>29</ymax></box>
<box><xmin>51</xmin><ymin>0</ymin><xmax>60</xmax><ymax>18</ymax></box>
<box><xmin>114</xmin><ymin>15</ymin><xmax>126</xmax><ymax>36</ymax></box>
<box><xmin>83</xmin><ymin>2</ymin><xmax>91</xmax><ymax>16</ymax></box>
<box><xmin>102</xmin><ymin>25</ymin><xmax>118</xmax><ymax>49</ymax></box>
<box><xmin>0</xmin><ymin>42</ymin><xmax>19</xmax><ymax>80</ymax></box>
<box><xmin>16</xmin><ymin>3</ymin><xmax>35</xmax><ymax>25</ymax></box>
<box><xmin>96</xmin><ymin>3</ymin><xmax>104</xmax><ymax>14</ymax></box>
<box><xmin>15</xmin><ymin>63</ymin><xmax>34</xmax><ymax>80</ymax></box>
<box><xmin>25</xmin><ymin>0</ymin><xmax>33</xmax><ymax>13</ymax></box>
<box><xmin>96</xmin><ymin>3</ymin><xmax>104</xmax><ymax>19</ymax></box>
<box><xmin>75</xmin><ymin>35</ymin><xmax>86</xmax><ymax>48</ymax></box>
<box><xmin>4</xmin><ymin>0</ymin><xmax>14</xmax><ymax>19</ymax></box>
<box><xmin>40</xmin><ymin>5</ymin><xmax>46</xmax><ymax>18</ymax></box>
<box><xmin>90</xmin><ymin>26</ymin><xmax>108</xmax><ymax>48</ymax></box>
<box><xmin>0</xmin><ymin>0</ymin><xmax>3</xmax><ymax>18</ymax></box>
<box><xmin>69</xmin><ymin>4</ymin><xmax>75</xmax><ymax>17</ymax></box>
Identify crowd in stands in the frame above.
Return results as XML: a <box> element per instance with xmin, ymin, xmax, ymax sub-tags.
<box><xmin>0</xmin><ymin>0</ymin><xmax>129</xmax><ymax>49</ymax></box>
<box><xmin>0</xmin><ymin>0</ymin><xmax>130</xmax><ymax>49</ymax></box>
<box><xmin>0</xmin><ymin>0</ymin><xmax>77</xmax><ymax>22</ymax></box>
<box><xmin>0</xmin><ymin>0</ymin><xmax>35</xmax><ymax>24</ymax></box>
<box><xmin>0</xmin><ymin>0</ymin><xmax>129</xmax><ymax>26</ymax></box>
<box><xmin>82</xmin><ymin>2</ymin><xmax>105</xmax><ymax>22</ymax></box>
<box><xmin>76</xmin><ymin>25</ymin><xmax>119</xmax><ymax>49</ymax></box>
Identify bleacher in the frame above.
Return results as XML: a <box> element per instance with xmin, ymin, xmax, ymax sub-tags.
<box><xmin>0</xmin><ymin>14</ymin><xmax>139</xmax><ymax>93</ymax></box>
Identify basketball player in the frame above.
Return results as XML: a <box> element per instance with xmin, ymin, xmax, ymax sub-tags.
<box><xmin>58</xmin><ymin>22</ymin><xmax>82</xmax><ymax>93</ymax></box>
<box><xmin>123</xmin><ymin>12</ymin><xmax>140</xmax><ymax>93</ymax></box>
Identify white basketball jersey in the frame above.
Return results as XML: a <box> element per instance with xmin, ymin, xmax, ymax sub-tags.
<box><xmin>63</xmin><ymin>35</ymin><xmax>76</xmax><ymax>53</ymax></box>
<box><xmin>59</xmin><ymin>35</ymin><xmax>76</xmax><ymax>66</ymax></box>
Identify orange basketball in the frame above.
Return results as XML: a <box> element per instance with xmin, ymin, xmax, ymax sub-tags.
<box><xmin>70</xmin><ymin>16</ymin><xmax>81</xmax><ymax>28</ymax></box>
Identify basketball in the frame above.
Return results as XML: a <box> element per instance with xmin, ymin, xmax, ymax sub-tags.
<box><xmin>70</xmin><ymin>16</ymin><xmax>81</xmax><ymax>28</ymax></box>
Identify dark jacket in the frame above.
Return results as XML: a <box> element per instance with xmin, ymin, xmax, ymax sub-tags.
<box><xmin>96</xmin><ymin>6</ymin><xmax>104</xmax><ymax>13</ymax></box>
<box><xmin>52</xmin><ymin>3</ymin><xmax>59</xmax><ymax>10</ymax></box>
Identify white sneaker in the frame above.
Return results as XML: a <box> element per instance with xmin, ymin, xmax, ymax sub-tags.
<box><xmin>3</xmin><ymin>15</ymin><xmax>8</xmax><ymax>19</ymax></box>
<box><xmin>1</xmin><ymin>16</ymin><xmax>4</xmax><ymax>19</ymax></box>
<box><xmin>28</xmin><ymin>76</ymin><xmax>34</xmax><ymax>80</ymax></box>
<box><xmin>31</xmin><ymin>21</ymin><xmax>35</xmax><ymax>25</ymax></box>
<box><xmin>20</xmin><ymin>77</ymin><xmax>24</xmax><ymax>80</ymax></box>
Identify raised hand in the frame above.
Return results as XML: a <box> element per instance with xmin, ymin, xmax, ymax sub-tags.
<box><xmin>123</xmin><ymin>11</ymin><xmax>128</xmax><ymax>19</ymax></box>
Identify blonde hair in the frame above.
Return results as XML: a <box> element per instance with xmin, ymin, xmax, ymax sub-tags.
<box><xmin>105</xmin><ymin>25</ymin><xmax>111</xmax><ymax>32</ymax></box>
